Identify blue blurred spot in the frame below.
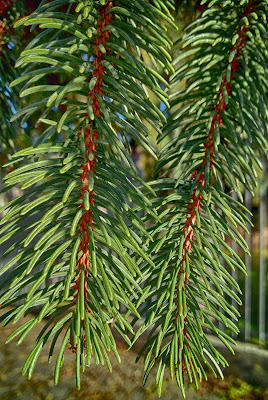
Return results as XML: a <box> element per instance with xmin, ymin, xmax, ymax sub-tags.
<box><xmin>160</xmin><ymin>102</ymin><xmax>167</xmax><ymax>112</ymax></box>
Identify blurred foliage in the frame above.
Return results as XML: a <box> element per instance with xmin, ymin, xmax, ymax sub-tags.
<box><xmin>0</xmin><ymin>0</ymin><xmax>40</xmax><ymax>164</ymax></box>
<box><xmin>195</xmin><ymin>376</ymin><xmax>268</xmax><ymax>400</ymax></box>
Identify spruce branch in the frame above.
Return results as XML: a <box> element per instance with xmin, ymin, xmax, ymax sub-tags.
<box><xmin>135</xmin><ymin>0</ymin><xmax>268</xmax><ymax>397</ymax></box>
<box><xmin>0</xmin><ymin>0</ymin><xmax>174</xmax><ymax>388</ymax></box>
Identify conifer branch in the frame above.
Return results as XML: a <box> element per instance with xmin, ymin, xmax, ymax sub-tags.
<box><xmin>0</xmin><ymin>0</ymin><xmax>174</xmax><ymax>388</ymax></box>
<box><xmin>69</xmin><ymin>0</ymin><xmax>115</xmax><ymax>354</ymax></box>
<box><xmin>135</xmin><ymin>0</ymin><xmax>268</xmax><ymax>396</ymax></box>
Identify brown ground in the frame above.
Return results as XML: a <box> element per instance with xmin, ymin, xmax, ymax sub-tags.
<box><xmin>0</xmin><ymin>308</ymin><xmax>267</xmax><ymax>400</ymax></box>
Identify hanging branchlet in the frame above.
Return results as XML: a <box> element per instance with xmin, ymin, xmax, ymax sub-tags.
<box><xmin>135</xmin><ymin>0</ymin><xmax>268</xmax><ymax>397</ymax></box>
<box><xmin>70</xmin><ymin>1</ymin><xmax>115</xmax><ymax>355</ymax></box>
<box><xmin>0</xmin><ymin>0</ymin><xmax>175</xmax><ymax>390</ymax></box>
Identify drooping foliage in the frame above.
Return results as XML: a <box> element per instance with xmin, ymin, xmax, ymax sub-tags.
<box><xmin>134</xmin><ymin>0</ymin><xmax>268</xmax><ymax>396</ymax></box>
<box><xmin>0</xmin><ymin>0</ymin><xmax>267</xmax><ymax>397</ymax></box>
<box><xmin>0</xmin><ymin>0</ymin><xmax>174</xmax><ymax>388</ymax></box>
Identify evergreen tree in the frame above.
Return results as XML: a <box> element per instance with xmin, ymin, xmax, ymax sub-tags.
<box><xmin>0</xmin><ymin>0</ymin><xmax>267</xmax><ymax>397</ymax></box>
